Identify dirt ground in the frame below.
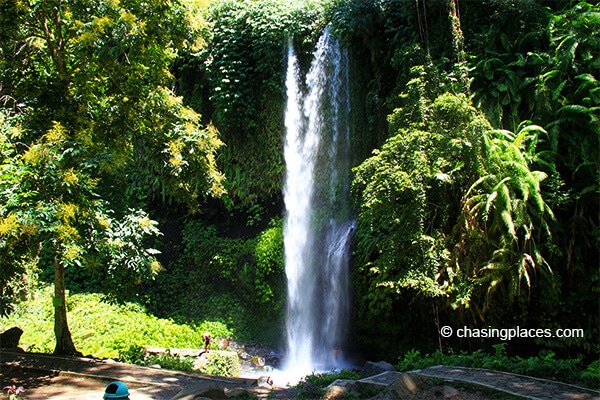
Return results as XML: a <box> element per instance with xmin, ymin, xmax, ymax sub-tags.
<box><xmin>1</xmin><ymin>351</ymin><xmax>505</xmax><ymax>400</ymax></box>
<box><xmin>1</xmin><ymin>362</ymin><xmax>182</xmax><ymax>399</ymax></box>
<box><xmin>1</xmin><ymin>350</ymin><xmax>300</xmax><ymax>399</ymax></box>
<box><xmin>1</xmin><ymin>368</ymin><xmax>501</xmax><ymax>400</ymax></box>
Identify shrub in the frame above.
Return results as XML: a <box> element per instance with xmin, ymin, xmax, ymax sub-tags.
<box><xmin>118</xmin><ymin>345</ymin><xmax>196</xmax><ymax>373</ymax></box>
<box><xmin>303</xmin><ymin>369</ymin><xmax>360</xmax><ymax>387</ymax></box>
<box><xmin>118</xmin><ymin>345</ymin><xmax>146</xmax><ymax>365</ymax></box>
<box><xmin>580</xmin><ymin>360</ymin><xmax>600</xmax><ymax>390</ymax></box>
<box><xmin>199</xmin><ymin>351</ymin><xmax>241</xmax><ymax>377</ymax></box>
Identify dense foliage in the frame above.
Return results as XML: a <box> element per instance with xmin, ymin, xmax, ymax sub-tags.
<box><xmin>142</xmin><ymin>217</ymin><xmax>285</xmax><ymax>344</ymax></box>
<box><xmin>177</xmin><ymin>0</ymin><xmax>326</xmax><ymax>207</ymax></box>
<box><xmin>1</xmin><ymin>0</ymin><xmax>597</xmax><ymax>372</ymax></box>
<box><xmin>333</xmin><ymin>0</ymin><xmax>598</xmax><ymax>361</ymax></box>
<box><xmin>0</xmin><ymin>287</ymin><xmax>230</xmax><ymax>358</ymax></box>
<box><xmin>0</xmin><ymin>0</ymin><xmax>224</xmax><ymax>354</ymax></box>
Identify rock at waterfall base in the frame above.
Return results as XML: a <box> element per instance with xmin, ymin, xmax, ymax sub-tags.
<box><xmin>360</xmin><ymin>360</ymin><xmax>396</xmax><ymax>378</ymax></box>
<box><xmin>323</xmin><ymin>379</ymin><xmax>361</xmax><ymax>399</ymax></box>
<box><xmin>171</xmin><ymin>378</ymin><xmax>273</xmax><ymax>400</ymax></box>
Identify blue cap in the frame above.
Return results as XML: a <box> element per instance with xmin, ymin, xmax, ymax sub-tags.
<box><xmin>103</xmin><ymin>381</ymin><xmax>130</xmax><ymax>399</ymax></box>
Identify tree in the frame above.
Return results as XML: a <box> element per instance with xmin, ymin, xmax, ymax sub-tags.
<box><xmin>1</xmin><ymin>0</ymin><xmax>224</xmax><ymax>201</ymax></box>
<box><xmin>0</xmin><ymin>111</ymin><xmax>164</xmax><ymax>354</ymax></box>
<box><xmin>352</xmin><ymin>73</ymin><xmax>556</xmax><ymax>345</ymax></box>
<box><xmin>350</xmin><ymin>83</ymin><xmax>485</xmax><ymax>353</ymax></box>
<box><xmin>0</xmin><ymin>0</ymin><xmax>224</xmax><ymax>355</ymax></box>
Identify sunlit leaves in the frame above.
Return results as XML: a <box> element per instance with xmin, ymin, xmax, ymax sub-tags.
<box><xmin>458</xmin><ymin>124</ymin><xmax>554</xmax><ymax>310</ymax></box>
<box><xmin>99</xmin><ymin>209</ymin><xmax>163</xmax><ymax>280</ymax></box>
<box><xmin>125</xmin><ymin>86</ymin><xmax>226</xmax><ymax>205</ymax></box>
<box><xmin>0</xmin><ymin>213</ymin><xmax>20</xmax><ymax>237</ymax></box>
<box><xmin>0</xmin><ymin>115</ymin><xmax>163</xmax><ymax>274</ymax></box>
<box><xmin>1</xmin><ymin>0</ymin><xmax>225</xmax><ymax>207</ymax></box>
<box><xmin>353</xmin><ymin>72</ymin><xmax>556</xmax><ymax>323</ymax></box>
<box><xmin>352</xmin><ymin>92</ymin><xmax>484</xmax><ymax>315</ymax></box>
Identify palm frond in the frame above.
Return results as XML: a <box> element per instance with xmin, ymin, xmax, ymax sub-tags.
<box><xmin>484</xmin><ymin>190</ymin><xmax>498</xmax><ymax>218</ymax></box>
<box><xmin>500</xmin><ymin>209</ymin><xmax>516</xmax><ymax>239</ymax></box>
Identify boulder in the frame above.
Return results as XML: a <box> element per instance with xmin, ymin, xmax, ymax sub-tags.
<box><xmin>360</xmin><ymin>360</ymin><xmax>396</xmax><ymax>378</ymax></box>
<box><xmin>370</xmin><ymin>372</ymin><xmax>430</xmax><ymax>400</ymax></box>
<box><xmin>323</xmin><ymin>379</ymin><xmax>360</xmax><ymax>400</ymax></box>
<box><xmin>218</xmin><ymin>338</ymin><xmax>229</xmax><ymax>350</ymax></box>
<box><xmin>358</xmin><ymin>371</ymin><xmax>404</xmax><ymax>389</ymax></box>
<box><xmin>1</xmin><ymin>327</ymin><xmax>23</xmax><ymax>348</ymax></box>
<box><xmin>243</xmin><ymin>343</ymin><xmax>282</xmax><ymax>368</ymax></box>
<box><xmin>223</xmin><ymin>387</ymin><xmax>248</xmax><ymax>397</ymax></box>
<box><xmin>172</xmin><ymin>377</ymin><xmax>274</xmax><ymax>400</ymax></box>
<box><xmin>297</xmin><ymin>380</ymin><xmax>322</xmax><ymax>399</ymax></box>
<box><xmin>251</xmin><ymin>355</ymin><xmax>265</xmax><ymax>367</ymax></box>
<box><xmin>437</xmin><ymin>385</ymin><xmax>459</xmax><ymax>398</ymax></box>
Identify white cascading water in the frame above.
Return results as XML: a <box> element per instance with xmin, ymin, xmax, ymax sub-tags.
<box><xmin>283</xmin><ymin>28</ymin><xmax>354</xmax><ymax>377</ymax></box>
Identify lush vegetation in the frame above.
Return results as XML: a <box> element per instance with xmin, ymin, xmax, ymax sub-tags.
<box><xmin>397</xmin><ymin>344</ymin><xmax>600</xmax><ymax>390</ymax></box>
<box><xmin>1</xmin><ymin>0</ymin><xmax>598</xmax><ymax>383</ymax></box>
<box><xmin>0</xmin><ymin>0</ymin><xmax>224</xmax><ymax>355</ymax></box>
<box><xmin>0</xmin><ymin>287</ymin><xmax>230</xmax><ymax>359</ymax></box>
<box><xmin>177</xmin><ymin>0</ymin><xmax>326</xmax><ymax>207</ymax></box>
<box><xmin>119</xmin><ymin>343</ymin><xmax>242</xmax><ymax>377</ymax></box>
<box><xmin>142</xmin><ymin>217</ymin><xmax>285</xmax><ymax>344</ymax></box>
<box><xmin>341</xmin><ymin>0</ymin><xmax>599</xmax><ymax>362</ymax></box>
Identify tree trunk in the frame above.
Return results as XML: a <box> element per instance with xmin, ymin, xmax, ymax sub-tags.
<box><xmin>53</xmin><ymin>256</ymin><xmax>78</xmax><ymax>356</ymax></box>
<box><xmin>448</xmin><ymin>0</ymin><xmax>465</xmax><ymax>62</ymax></box>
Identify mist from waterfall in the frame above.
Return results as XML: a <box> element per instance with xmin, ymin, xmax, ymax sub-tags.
<box><xmin>283</xmin><ymin>28</ymin><xmax>354</xmax><ymax>376</ymax></box>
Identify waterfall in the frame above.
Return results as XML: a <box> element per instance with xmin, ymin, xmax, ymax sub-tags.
<box><xmin>283</xmin><ymin>28</ymin><xmax>354</xmax><ymax>375</ymax></box>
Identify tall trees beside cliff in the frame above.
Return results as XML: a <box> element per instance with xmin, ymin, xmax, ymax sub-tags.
<box><xmin>0</xmin><ymin>0</ymin><xmax>224</xmax><ymax>354</ymax></box>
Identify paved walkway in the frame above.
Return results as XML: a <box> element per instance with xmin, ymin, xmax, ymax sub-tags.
<box><xmin>416</xmin><ymin>365</ymin><xmax>600</xmax><ymax>400</ymax></box>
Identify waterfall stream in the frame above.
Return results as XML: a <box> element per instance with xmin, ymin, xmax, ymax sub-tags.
<box><xmin>283</xmin><ymin>28</ymin><xmax>354</xmax><ymax>376</ymax></box>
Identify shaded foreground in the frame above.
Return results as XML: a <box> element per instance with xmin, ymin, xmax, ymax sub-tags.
<box><xmin>1</xmin><ymin>350</ymin><xmax>294</xmax><ymax>399</ymax></box>
<box><xmin>3</xmin><ymin>350</ymin><xmax>600</xmax><ymax>399</ymax></box>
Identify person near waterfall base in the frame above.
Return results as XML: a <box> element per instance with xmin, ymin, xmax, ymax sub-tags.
<box><xmin>202</xmin><ymin>332</ymin><xmax>212</xmax><ymax>353</ymax></box>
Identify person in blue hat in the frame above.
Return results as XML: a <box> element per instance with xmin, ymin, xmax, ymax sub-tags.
<box><xmin>103</xmin><ymin>381</ymin><xmax>130</xmax><ymax>399</ymax></box>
